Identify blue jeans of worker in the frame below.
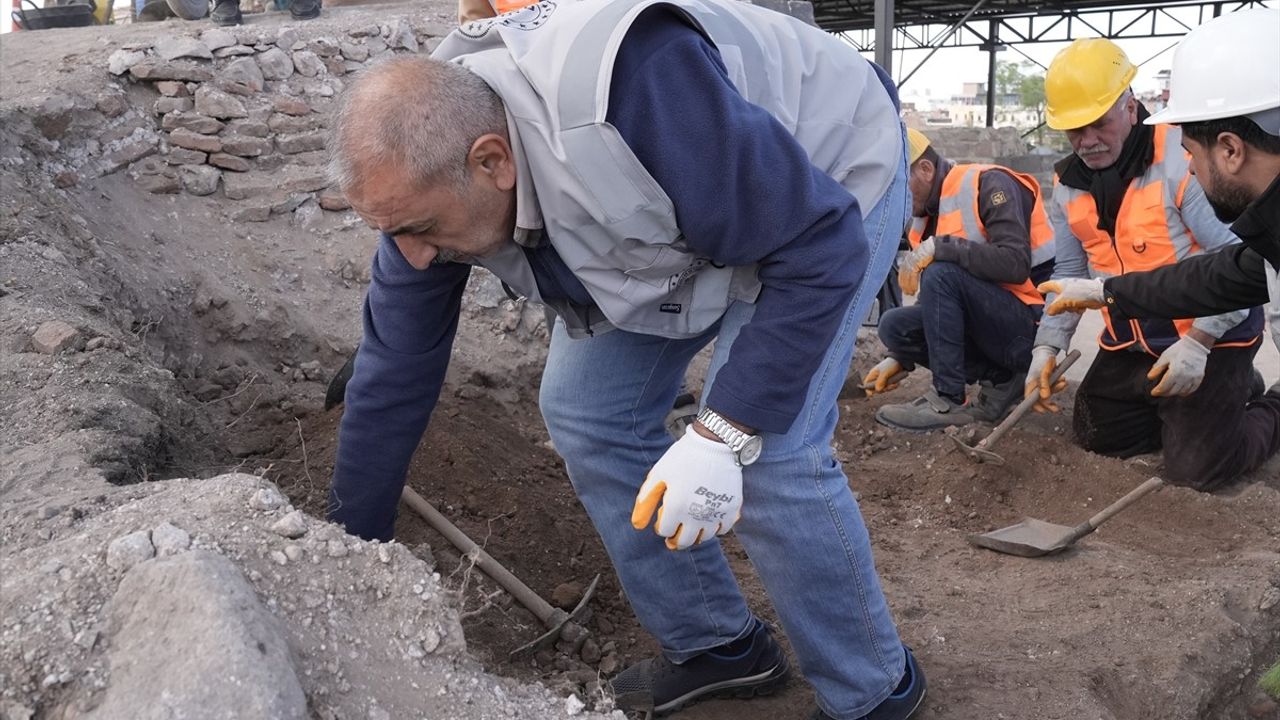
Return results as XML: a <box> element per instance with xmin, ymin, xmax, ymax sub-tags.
<box><xmin>539</xmin><ymin>165</ymin><xmax>910</xmax><ymax>719</ymax></box>
<box><xmin>878</xmin><ymin>262</ymin><xmax>1040</xmax><ymax>399</ymax></box>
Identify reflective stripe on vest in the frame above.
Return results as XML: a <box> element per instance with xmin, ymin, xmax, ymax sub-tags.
<box><xmin>908</xmin><ymin>164</ymin><xmax>1053</xmax><ymax>307</ymax></box>
<box><xmin>1054</xmin><ymin>124</ymin><xmax>1259</xmax><ymax>353</ymax></box>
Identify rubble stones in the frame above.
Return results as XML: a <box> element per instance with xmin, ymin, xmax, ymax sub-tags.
<box><xmin>96</xmin><ymin>93</ymin><xmax>128</xmax><ymax>117</ymax></box>
<box><xmin>156</xmin><ymin>37</ymin><xmax>214</xmax><ymax>61</ymax></box>
<box><xmin>194</xmin><ymin>85</ymin><xmax>248</xmax><ymax>119</ymax></box>
<box><xmin>166</xmin><ymin>148</ymin><xmax>208</xmax><ymax>165</ymax></box>
<box><xmin>152</xmin><ymin>522</ymin><xmax>192</xmax><ymax>556</ymax></box>
<box><xmin>155</xmin><ymin>97</ymin><xmax>194</xmax><ymax>115</ymax></box>
<box><xmin>181</xmin><ymin>165</ymin><xmax>222</xmax><ymax>196</ymax></box>
<box><xmin>269</xmin><ymin>113</ymin><xmax>316</xmax><ymax>133</ymax></box>
<box><xmin>272</xmin><ymin>95</ymin><xmax>311</xmax><ymax>116</ymax></box>
<box><xmin>390</xmin><ymin>20</ymin><xmax>419</xmax><ymax>52</ymax></box>
<box><xmin>214</xmin><ymin>44</ymin><xmax>257</xmax><ymax>58</ymax></box>
<box><xmin>108</xmin><ymin>49</ymin><xmax>146</xmax><ymax>76</ymax></box>
<box><xmin>139</xmin><ymin>173</ymin><xmax>182</xmax><ymax>194</ymax></box>
<box><xmin>276</xmin><ymin>131</ymin><xmax>326</xmax><ymax>155</ymax></box>
<box><xmin>220</xmin><ymin>135</ymin><xmax>272</xmax><ymax>157</ymax></box>
<box><xmin>227</xmin><ymin>119</ymin><xmax>270</xmax><ymax>137</ymax></box>
<box><xmin>130</xmin><ymin>60</ymin><xmax>215</xmax><ymax>82</ymax></box>
<box><xmin>156</xmin><ymin>81</ymin><xmax>188</xmax><ymax>97</ymax></box>
<box><xmin>257</xmin><ymin>47</ymin><xmax>295</xmax><ymax>80</ymax></box>
<box><xmin>106</xmin><ymin>531</ymin><xmax>156</xmax><ymax>571</ymax></box>
<box><xmin>200</xmin><ymin>28</ymin><xmax>237</xmax><ymax>51</ymax></box>
<box><xmin>318</xmin><ymin>188</ymin><xmax>350</xmax><ymax>211</ymax></box>
<box><xmin>162</xmin><ymin>111</ymin><xmax>225</xmax><ymax>134</ymax></box>
<box><xmin>169</xmin><ymin>128</ymin><xmax>222</xmax><ymax>153</ymax></box>
<box><xmin>209</xmin><ymin>153</ymin><xmax>251</xmax><ymax>172</ymax></box>
<box><xmin>92</xmin><ymin>551</ymin><xmax>308</xmax><ymax>720</ymax></box>
<box><xmin>339</xmin><ymin>42</ymin><xmax>369</xmax><ymax>62</ymax></box>
<box><xmin>249</xmin><ymin>486</ymin><xmax>287</xmax><ymax>511</ymax></box>
<box><xmin>218</xmin><ymin>57</ymin><xmax>266</xmax><ymax>95</ymax></box>
<box><xmin>276</xmin><ymin>27</ymin><xmax>302</xmax><ymax>52</ymax></box>
<box><xmin>293</xmin><ymin>50</ymin><xmax>326</xmax><ymax>78</ymax></box>
<box><xmin>31</xmin><ymin>321</ymin><xmax>81</xmax><ymax>354</ymax></box>
<box><xmin>271</xmin><ymin>510</ymin><xmax>309</xmax><ymax>539</ymax></box>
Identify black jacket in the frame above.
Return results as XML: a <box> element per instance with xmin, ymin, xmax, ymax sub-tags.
<box><xmin>1103</xmin><ymin>174</ymin><xmax>1280</xmax><ymax>318</ymax></box>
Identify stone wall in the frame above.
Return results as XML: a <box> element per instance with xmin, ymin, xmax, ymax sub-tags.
<box><xmin>101</xmin><ymin>17</ymin><xmax>454</xmax><ymax>222</ymax></box>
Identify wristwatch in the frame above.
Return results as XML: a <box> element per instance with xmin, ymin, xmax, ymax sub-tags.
<box><xmin>696</xmin><ymin>407</ymin><xmax>763</xmax><ymax>466</ymax></box>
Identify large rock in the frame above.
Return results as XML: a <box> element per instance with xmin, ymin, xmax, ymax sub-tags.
<box><xmin>162</xmin><ymin>111</ymin><xmax>225</xmax><ymax>135</ymax></box>
<box><xmin>31</xmin><ymin>320</ymin><xmax>81</xmax><ymax>354</ymax></box>
<box><xmin>168</xmin><ymin>128</ymin><xmax>222</xmax><ymax>153</ymax></box>
<box><xmin>180</xmin><ymin>165</ymin><xmax>222</xmax><ymax>196</ymax></box>
<box><xmin>194</xmin><ymin>85</ymin><xmax>248</xmax><ymax>119</ymax></box>
<box><xmin>292</xmin><ymin>50</ymin><xmax>326</xmax><ymax>79</ymax></box>
<box><xmin>219</xmin><ymin>135</ymin><xmax>272</xmax><ymax>157</ymax></box>
<box><xmin>276</xmin><ymin>131</ymin><xmax>326</xmax><ymax>154</ymax></box>
<box><xmin>129</xmin><ymin>61</ymin><xmax>214</xmax><ymax>82</ymax></box>
<box><xmin>217</xmin><ymin>57</ymin><xmax>265</xmax><ymax>95</ymax></box>
<box><xmin>107</xmin><ymin>49</ymin><xmax>145</xmax><ymax>76</ymax></box>
<box><xmin>89</xmin><ymin>551</ymin><xmax>307</xmax><ymax>720</ymax></box>
<box><xmin>155</xmin><ymin>37</ymin><xmax>213</xmax><ymax>61</ymax></box>
<box><xmin>223</xmin><ymin>166</ymin><xmax>327</xmax><ymax>200</ymax></box>
<box><xmin>257</xmin><ymin>47</ymin><xmax>294</xmax><ymax>81</ymax></box>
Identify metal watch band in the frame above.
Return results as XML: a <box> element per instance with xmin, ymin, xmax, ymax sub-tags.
<box><xmin>696</xmin><ymin>407</ymin><xmax>751</xmax><ymax>452</ymax></box>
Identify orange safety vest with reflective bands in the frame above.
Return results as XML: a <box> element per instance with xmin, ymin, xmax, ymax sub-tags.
<box><xmin>907</xmin><ymin>163</ymin><xmax>1054</xmax><ymax>307</ymax></box>
<box><xmin>1052</xmin><ymin>124</ymin><xmax>1262</xmax><ymax>354</ymax></box>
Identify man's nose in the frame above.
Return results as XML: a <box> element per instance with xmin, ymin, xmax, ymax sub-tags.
<box><xmin>393</xmin><ymin>237</ymin><xmax>439</xmax><ymax>270</ymax></box>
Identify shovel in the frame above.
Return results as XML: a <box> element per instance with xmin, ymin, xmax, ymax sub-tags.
<box><xmin>949</xmin><ymin>349</ymin><xmax>1081</xmax><ymax>465</ymax></box>
<box><xmin>967</xmin><ymin>476</ymin><xmax>1164</xmax><ymax>557</ymax></box>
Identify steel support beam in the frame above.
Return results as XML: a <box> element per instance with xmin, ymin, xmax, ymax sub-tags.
<box><xmin>874</xmin><ymin>0</ymin><xmax>894</xmax><ymax>76</ymax></box>
<box><xmin>985</xmin><ymin>20</ymin><xmax>998</xmax><ymax>128</ymax></box>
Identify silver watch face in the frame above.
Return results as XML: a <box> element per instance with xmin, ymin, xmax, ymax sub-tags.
<box><xmin>738</xmin><ymin>435</ymin><xmax>763</xmax><ymax>466</ymax></box>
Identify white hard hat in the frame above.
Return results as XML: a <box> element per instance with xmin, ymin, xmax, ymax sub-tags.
<box><xmin>1146</xmin><ymin>8</ymin><xmax>1280</xmax><ymax>130</ymax></box>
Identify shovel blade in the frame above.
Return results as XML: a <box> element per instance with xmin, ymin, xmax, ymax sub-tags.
<box><xmin>948</xmin><ymin>434</ymin><xmax>1005</xmax><ymax>465</ymax></box>
<box><xmin>967</xmin><ymin>517</ymin><xmax>1075</xmax><ymax>557</ymax></box>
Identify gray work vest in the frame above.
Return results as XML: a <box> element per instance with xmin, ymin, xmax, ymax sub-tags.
<box><xmin>432</xmin><ymin>0</ymin><xmax>903</xmax><ymax>338</ymax></box>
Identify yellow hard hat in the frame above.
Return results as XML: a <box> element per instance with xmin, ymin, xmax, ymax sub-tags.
<box><xmin>1045</xmin><ymin>38</ymin><xmax>1138</xmax><ymax>130</ymax></box>
<box><xmin>906</xmin><ymin>128</ymin><xmax>931</xmax><ymax>164</ymax></box>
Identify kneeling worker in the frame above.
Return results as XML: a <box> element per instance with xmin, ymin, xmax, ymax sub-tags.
<box><xmin>867</xmin><ymin>129</ymin><xmax>1055</xmax><ymax>431</ymax></box>
<box><xmin>1038</xmin><ymin>9</ymin><xmax>1280</xmax><ymax>488</ymax></box>
<box><xmin>1025</xmin><ymin>37</ymin><xmax>1267</xmax><ymax>491</ymax></box>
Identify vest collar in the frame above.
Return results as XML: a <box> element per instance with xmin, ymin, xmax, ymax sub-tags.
<box><xmin>505</xmin><ymin>111</ymin><xmax>545</xmax><ymax>248</ymax></box>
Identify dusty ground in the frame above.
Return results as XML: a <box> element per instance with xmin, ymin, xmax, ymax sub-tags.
<box><xmin>2</xmin><ymin>6</ymin><xmax>1279</xmax><ymax>720</ymax></box>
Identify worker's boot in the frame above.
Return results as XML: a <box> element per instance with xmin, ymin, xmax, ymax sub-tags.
<box><xmin>875</xmin><ymin>389</ymin><xmax>974</xmax><ymax>432</ymax></box>
<box><xmin>808</xmin><ymin>647</ymin><xmax>926</xmax><ymax>720</ymax></box>
<box><xmin>610</xmin><ymin>618</ymin><xmax>790</xmax><ymax>716</ymax></box>
<box><xmin>969</xmin><ymin>376</ymin><xmax>1023</xmax><ymax>423</ymax></box>
<box><xmin>209</xmin><ymin>0</ymin><xmax>242</xmax><ymax>25</ymax></box>
<box><xmin>289</xmin><ymin>0</ymin><xmax>321</xmax><ymax>20</ymax></box>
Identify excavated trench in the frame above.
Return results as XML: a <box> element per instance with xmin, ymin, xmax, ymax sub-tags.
<box><xmin>2</xmin><ymin>12</ymin><xmax>1279</xmax><ymax>720</ymax></box>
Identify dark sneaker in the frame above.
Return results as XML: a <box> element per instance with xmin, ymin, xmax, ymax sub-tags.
<box><xmin>808</xmin><ymin>647</ymin><xmax>926</xmax><ymax>720</ymax></box>
<box><xmin>210</xmin><ymin>0</ymin><xmax>242</xmax><ymax>25</ymax></box>
<box><xmin>610</xmin><ymin>619</ymin><xmax>790</xmax><ymax>715</ymax></box>
<box><xmin>875</xmin><ymin>389</ymin><xmax>974</xmax><ymax>432</ymax></box>
<box><xmin>969</xmin><ymin>376</ymin><xmax>1023</xmax><ymax>423</ymax></box>
<box><xmin>289</xmin><ymin>0</ymin><xmax>320</xmax><ymax>20</ymax></box>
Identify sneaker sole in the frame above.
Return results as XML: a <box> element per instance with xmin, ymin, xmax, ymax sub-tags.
<box><xmin>290</xmin><ymin>7</ymin><xmax>320</xmax><ymax>19</ymax></box>
<box><xmin>652</xmin><ymin>657</ymin><xmax>790</xmax><ymax>716</ymax></box>
<box><xmin>873</xmin><ymin>412</ymin><xmax>972</xmax><ymax>433</ymax></box>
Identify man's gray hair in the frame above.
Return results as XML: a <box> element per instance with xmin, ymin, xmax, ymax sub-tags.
<box><xmin>328</xmin><ymin>56</ymin><xmax>507</xmax><ymax>192</ymax></box>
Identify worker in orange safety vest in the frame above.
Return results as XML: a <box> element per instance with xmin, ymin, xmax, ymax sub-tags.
<box><xmin>867</xmin><ymin>128</ymin><xmax>1056</xmax><ymax>431</ymax></box>
<box><xmin>1026</xmin><ymin>37</ymin><xmax>1266</xmax><ymax>491</ymax></box>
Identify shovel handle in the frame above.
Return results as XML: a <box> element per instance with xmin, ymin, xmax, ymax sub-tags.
<box><xmin>1066</xmin><ymin>476</ymin><xmax>1164</xmax><ymax>544</ymax></box>
<box><xmin>401</xmin><ymin>486</ymin><xmax>557</xmax><ymax>624</ymax></box>
<box><xmin>978</xmin><ymin>349</ymin><xmax>1081</xmax><ymax>450</ymax></box>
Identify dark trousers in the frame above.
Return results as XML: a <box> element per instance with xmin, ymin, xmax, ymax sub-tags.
<box><xmin>878</xmin><ymin>262</ymin><xmax>1040</xmax><ymax>398</ymax></box>
<box><xmin>1073</xmin><ymin>343</ymin><xmax>1280</xmax><ymax>490</ymax></box>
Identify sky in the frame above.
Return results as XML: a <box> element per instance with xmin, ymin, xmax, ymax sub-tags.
<box><xmin>851</xmin><ymin>1</ymin><xmax>1279</xmax><ymax>107</ymax></box>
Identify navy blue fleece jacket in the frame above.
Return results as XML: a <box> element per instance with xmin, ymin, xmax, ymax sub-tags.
<box><xmin>331</xmin><ymin>9</ymin><xmax>885</xmax><ymax>541</ymax></box>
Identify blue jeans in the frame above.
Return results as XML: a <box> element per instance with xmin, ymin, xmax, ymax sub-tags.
<box><xmin>539</xmin><ymin>159</ymin><xmax>910</xmax><ymax>718</ymax></box>
<box><xmin>879</xmin><ymin>262</ymin><xmax>1040</xmax><ymax>399</ymax></box>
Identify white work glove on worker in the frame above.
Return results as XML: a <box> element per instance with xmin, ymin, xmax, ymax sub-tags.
<box><xmin>631</xmin><ymin>426</ymin><xmax>743</xmax><ymax>551</ymax></box>
<box><xmin>1024</xmin><ymin>345</ymin><xmax>1067</xmax><ymax>413</ymax></box>
<box><xmin>1038</xmin><ymin>278</ymin><xmax>1106</xmax><ymax>316</ymax></box>
<box><xmin>1148</xmin><ymin>335</ymin><xmax>1211</xmax><ymax>397</ymax></box>
<box><xmin>898</xmin><ymin>238</ymin><xmax>936</xmax><ymax>296</ymax></box>
<box><xmin>863</xmin><ymin>357</ymin><xmax>909</xmax><ymax>397</ymax></box>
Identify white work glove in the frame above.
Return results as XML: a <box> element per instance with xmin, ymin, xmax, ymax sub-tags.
<box><xmin>1148</xmin><ymin>335</ymin><xmax>1211</xmax><ymax>397</ymax></box>
<box><xmin>862</xmin><ymin>357</ymin><xmax>909</xmax><ymax>397</ymax></box>
<box><xmin>1024</xmin><ymin>345</ymin><xmax>1066</xmax><ymax>413</ymax></box>
<box><xmin>898</xmin><ymin>238</ymin><xmax>936</xmax><ymax>296</ymax></box>
<box><xmin>1038</xmin><ymin>278</ymin><xmax>1106</xmax><ymax>316</ymax></box>
<box><xmin>631</xmin><ymin>426</ymin><xmax>742</xmax><ymax>551</ymax></box>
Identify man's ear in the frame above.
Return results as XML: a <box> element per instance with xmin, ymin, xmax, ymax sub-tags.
<box><xmin>915</xmin><ymin>158</ymin><xmax>935</xmax><ymax>182</ymax></box>
<box><xmin>1215</xmin><ymin>132</ymin><xmax>1248</xmax><ymax>175</ymax></box>
<box><xmin>468</xmin><ymin>134</ymin><xmax>516</xmax><ymax>191</ymax></box>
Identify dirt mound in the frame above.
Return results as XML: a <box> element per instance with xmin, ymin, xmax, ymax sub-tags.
<box><xmin>1</xmin><ymin>6</ymin><xmax>1278</xmax><ymax>720</ymax></box>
